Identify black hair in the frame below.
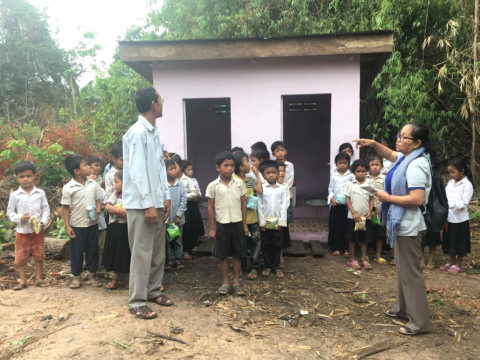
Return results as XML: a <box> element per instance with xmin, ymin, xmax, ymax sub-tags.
<box><xmin>277</xmin><ymin>161</ymin><xmax>286</xmax><ymax>169</ymax></box>
<box><xmin>233</xmin><ymin>151</ymin><xmax>249</xmax><ymax>175</ymax></box>
<box><xmin>350</xmin><ymin>159</ymin><xmax>368</xmax><ymax>173</ymax></box>
<box><xmin>113</xmin><ymin>170</ymin><xmax>123</xmax><ymax>181</ymax></box>
<box><xmin>271</xmin><ymin>140</ymin><xmax>287</xmax><ymax>153</ymax></box>
<box><xmin>231</xmin><ymin>146</ymin><xmax>244</xmax><ymax>154</ymax></box>
<box><xmin>407</xmin><ymin>123</ymin><xmax>436</xmax><ymax>166</ymax></box>
<box><xmin>165</xmin><ymin>159</ymin><xmax>176</xmax><ymax>168</ymax></box>
<box><xmin>181</xmin><ymin>160</ymin><xmax>191</xmax><ymax>171</ymax></box>
<box><xmin>135</xmin><ymin>87</ymin><xmax>159</xmax><ymax>113</ymax></box>
<box><xmin>339</xmin><ymin>142</ymin><xmax>354</xmax><ymax>156</ymax></box>
<box><xmin>448</xmin><ymin>158</ymin><xmax>473</xmax><ymax>184</ymax></box>
<box><xmin>368</xmin><ymin>154</ymin><xmax>383</xmax><ymax>166</ymax></box>
<box><xmin>260</xmin><ymin>160</ymin><xmax>279</xmax><ymax>174</ymax></box>
<box><xmin>64</xmin><ymin>154</ymin><xmax>86</xmax><ymax>176</ymax></box>
<box><xmin>87</xmin><ymin>156</ymin><xmax>102</xmax><ymax>166</ymax></box>
<box><xmin>14</xmin><ymin>161</ymin><xmax>36</xmax><ymax>175</ymax></box>
<box><xmin>251</xmin><ymin>141</ymin><xmax>270</xmax><ymax>160</ymax></box>
<box><xmin>170</xmin><ymin>153</ymin><xmax>182</xmax><ymax>166</ymax></box>
<box><xmin>250</xmin><ymin>149</ymin><xmax>268</xmax><ymax>163</ymax></box>
<box><xmin>111</xmin><ymin>141</ymin><xmax>123</xmax><ymax>159</ymax></box>
<box><xmin>215</xmin><ymin>150</ymin><xmax>234</xmax><ymax>166</ymax></box>
<box><xmin>334</xmin><ymin>152</ymin><xmax>350</xmax><ymax>164</ymax></box>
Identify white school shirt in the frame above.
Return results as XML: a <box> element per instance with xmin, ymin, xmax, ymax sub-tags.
<box><xmin>344</xmin><ymin>179</ymin><xmax>373</xmax><ymax>219</ymax></box>
<box><xmin>445</xmin><ymin>177</ymin><xmax>473</xmax><ymax>223</ymax></box>
<box><xmin>180</xmin><ymin>174</ymin><xmax>197</xmax><ymax>200</ymax></box>
<box><xmin>191</xmin><ymin>177</ymin><xmax>202</xmax><ymax>196</ymax></box>
<box><xmin>328</xmin><ymin>169</ymin><xmax>354</xmax><ymax>205</ymax></box>
<box><xmin>283</xmin><ymin>160</ymin><xmax>295</xmax><ymax>196</ymax></box>
<box><xmin>7</xmin><ymin>186</ymin><xmax>50</xmax><ymax>234</ymax></box>
<box><xmin>258</xmin><ymin>182</ymin><xmax>288</xmax><ymax>227</ymax></box>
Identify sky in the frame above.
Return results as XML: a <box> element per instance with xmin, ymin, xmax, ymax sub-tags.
<box><xmin>30</xmin><ymin>0</ymin><xmax>160</xmax><ymax>85</ymax></box>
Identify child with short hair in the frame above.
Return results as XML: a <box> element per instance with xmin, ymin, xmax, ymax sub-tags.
<box><xmin>339</xmin><ymin>143</ymin><xmax>354</xmax><ymax>162</ymax></box>
<box><xmin>103</xmin><ymin>171</ymin><xmax>131</xmax><ymax>289</ymax></box>
<box><xmin>105</xmin><ymin>142</ymin><xmax>123</xmax><ymax>198</ymax></box>
<box><xmin>258</xmin><ymin>160</ymin><xmax>288</xmax><ymax>278</ymax></box>
<box><xmin>367</xmin><ymin>154</ymin><xmax>387</xmax><ymax>265</ymax></box>
<box><xmin>87</xmin><ymin>155</ymin><xmax>108</xmax><ymax>267</ymax></box>
<box><xmin>182</xmin><ymin>161</ymin><xmax>205</xmax><ymax>254</ymax></box>
<box><xmin>271</xmin><ymin>141</ymin><xmax>294</xmax><ymax>269</ymax></box>
<box><xmin>345</xmin><ymin>160</ymin><xmax>374</xmax><ymax>270</ymax></box>
<box><xmin>7</xmin><ymin>162</ymin><xmax>50</xmax><ymax>290</ymax></box>
<box><xmin>250</xmin><ymin>141</ymin><xmax>270</xmax><ymax>161</ymax></box>
<box><xmin>206</xmin><ymin>150</ymin><xmax>248</xmax><ymax>296</ymax></box>
<box><xmin>165</xmin><ymin>159</ymin><xmax>187</xmax><ymax>270</ymax></box>
<box><xmin>250</xmin><ymin>150</ymin><xmax>268</xmax><ymax>184</ymax></box>
<box><xmin>234</xmin><ymin>151</ymin><xmax>263</xmax><ymax>280</ymax></box>
<box><xmin>61</xmin><ymin>154</ymin><xmax>104</xmax><ymax>289</ymax></box>
<box><xmin>441</xmin><ymin>158</ymin><xmax>474</xmax><ymax>274</ymax></box>
<box><xmin>328</xmin><ymin>152</ymin><xmax>354</xmax><ymax>256</ymax></box>
<box><xmin>176</xmin><ymin>159</ymin><xmax>197</xmax><ymax>259</ymax></box>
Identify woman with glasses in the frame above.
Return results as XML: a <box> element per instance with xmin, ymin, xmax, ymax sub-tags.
<box><xmin>353</xmin><ymin>123</ymin><xmax>434</xmax><ymax>335</ymax></box>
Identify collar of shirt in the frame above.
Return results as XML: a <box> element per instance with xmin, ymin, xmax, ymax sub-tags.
<box><xmin>367</xmin><ymin>174</ymin><xmax>385</xmax><ymax>180</ymax></box>
<box><xmin>138</xmin><ymin>114</ymin><xmax>158</xmax><ymax>135</ymax></box>
<box><xmin>351</xmin><ymin>179</ymin><xmax>366</xmax><ymax>185</ymax></box>
<box><xmin>169</xmin><ymin>179</ymin><xmax>180</xmax><ymax>187</ymax></box>
<box><xmin>68</xmin><ymin>178</ymin><xmax>96</xmax><ymax>188</ymax></box>
<box><xmin>214</xmin><ymin>176</ymin><xmax>241</xmax><ymax>187</ymax></box>
<box><xmin>17</xmin><ymin>186</ymin><xmax>41</xmax><ymax>195</ymax></box>
<box><xmin>451</xmin><ymin>177</ymin><xmax>468</xmax><ymax>187</ymax></box>
<box><xmin>334</xmin><ymin>169</ymin><xmax>351</xmax><ymax>177</ymax></box>
<box><xmin>264</xmin><ymin>182</ymin><xmax>281</xmax><ymax>188</ymax></box>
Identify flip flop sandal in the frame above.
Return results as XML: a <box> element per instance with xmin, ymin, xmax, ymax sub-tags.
<box><xmin>439</xmin><ymin>263</ymin><xmax>451</xmax><ymax>271</ymax></box>
<box><xmin>129</xmin><ymin>305</ymin><xmax>158</xmax><ymax>320</ymax></box>
<box><xmin>448</xmin><ymin>265</ymin><xmax>463</xmax><ymax>274</ymax></box>
<box><xmin>343</xmin><ymin>251</ymin><xmax>350</xmax><ymax>258</ymax></box>
<box><xmin>148</xmin><ymin>295</ymin><xmax>173</xmax><ymax>306</ymax></box>
<box><xmin>275</xmin><ymin>270</ymin><xmax>285</xmax><ymax>278</ymax></box>
<box><xmin>398</xmin><ymin>326</ymin><xmax>427</xmax><ymax>335</ymax></box>
<box><xmin>385</xmin><ymin>310</ymin><xmax>408</xmax><ymax>320</ymax></box>
<box><xmin>362</xmin><ymin>261</ymin><xmax>372</xmax><ymax>270</ymax></box>
<box><xmin>232</xmin><ymin>285</ymin><xmax>245</xmax><ymax>296</ymax></box>
<box><xmin>374</xmin><ymin>257</ymin><xmax>387</xmax><ymax>265</ymax></box>
<box><xmin>262</xmin><ymin>268</ymin><xmax>272</xmax><ymax>277</ymax></box>
<box><xmin>246</xmin><ymin>270</ymin><xmax>258</xmax><ymax>280</ymax></box>
<box><xmin>217</xmin><ymin>284</ymin><xmax>230</xmax><ymax>295</ymax></box>
<box><xmin>106</xmin><ymin>280</ymin><xmax>120</xmax><ymax>290</ymax></box>
<box><xmin>347</xmin><ymin>260</ymin><xmax>361</xmax><ymax>270</ymax></box>
<box><xmin>13</xmin><ymin>283</ymin><xmax>27</xmax><ymax>291</ymax></box>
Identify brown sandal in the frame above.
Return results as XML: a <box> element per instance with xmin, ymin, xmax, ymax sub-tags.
<box><xmin>129</xmin><ymin>305</ymin><xmax>158</xmax><ymax>320</ymax></box>
<box><xmin>148</xmin><ymin>295</ymin><xmax>173</xmax><ymax>306</ymax></box>
<box><xmin>13</xmin><ymin>283</ymin><xmax>27</xmax><ymax>291</ymax></box>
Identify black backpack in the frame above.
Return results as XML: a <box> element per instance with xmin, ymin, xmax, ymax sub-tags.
<box><xmin>420</xmin><ymin>161</ymin><xmax>449</xmax><ymax>232</ymax></box>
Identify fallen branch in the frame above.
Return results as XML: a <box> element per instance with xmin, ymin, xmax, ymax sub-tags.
<box><xmin>147</xmin><ymin>330</ymin><xmax>189</xmax><ymax>345</ymax></box>
<box><xmin>347</xmin><ymin>339</ymin><xmax>407</xmax><ymax>359</ymax></box>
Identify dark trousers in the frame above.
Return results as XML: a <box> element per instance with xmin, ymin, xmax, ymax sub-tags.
<box><xmin>70</xmin><ymin>225</ymin><xmax>99</xmax><ymax>276</ymax></box>
<box><xmin>261</xmin><ymin>229</ymin><xmax>284</xmax><ymax>271</ymax></box>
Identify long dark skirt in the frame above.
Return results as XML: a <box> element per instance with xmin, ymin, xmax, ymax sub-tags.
<box><xmin>103</xmin><ymin>222</ymin><xmax>131</xmax><ymax>274</ymax></box>
<box><xmin>422</xmin><ymin>230</ymin><xmax>441</xmax><ymax>248</ymax></box>
<box><xmin>182</xmin><ymin>200</ymin><xmax>205</xmax><ymax>252</ymax></box>
<box><xmin>328</xmin><ymin>204</ymin><xmax>348</xmax><ymax>252</ymax></box>
<box><xmin>442</xmin><ymin>221</ymin><xmax>471</xmax><ymax>257</ymax></box>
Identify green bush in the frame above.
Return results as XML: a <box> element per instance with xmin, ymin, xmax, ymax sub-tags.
<box><xmin>0</xmin><ymin>140</ymin><xmax>73</xmax><ymax>187</ymax></box>
<box><xmin>0</xmin><ymin>210</ymin><xmax>16</xmax><ymax>246</ymax></box>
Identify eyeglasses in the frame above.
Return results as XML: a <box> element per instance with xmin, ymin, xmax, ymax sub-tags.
<box><xmin>397</xmin><ymin>134</ymin><xmax>416</xmax><ymax>142</ymax></box>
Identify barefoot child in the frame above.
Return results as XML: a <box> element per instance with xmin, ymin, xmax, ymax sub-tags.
<box><xmin>345</xmin><ymin>160</ymin><xmax>374</xmax><ymax>270</ymax></box>
<box><xmin>165</xmin><ymin>160</ymin><xmax>187</xmax><ymax>270</ymax></box>
<box><xmin>367</xmin><ymin>154</ymin><xmax>387</xmax><ymax>265</ymax></box>
<box><xmin>328</xmin><ymin>153</ymin><xmax>354</xmax><ymax>256</ymax></box>
<box><xmin>61</xmin><ymin>155</ymin><xmax>104</xmax><ymax>289</ymax></box>
<box><xmin>441</xmin><ymin>158</ymin><xmax>474</xmax><ymax>274</ymax></box>
<box><xmin>258</xmin><ymin>160</ymin><xmax>288</xmax><ymax>278</ymax></box>
<box><xmin>7</xmin><ymin>162</ymin><xmax>50</xmax><ymax>290</ymax></box>
<box><xmin>206</xmin><ymin>151</ymin><xmax>248</xmax><ymax>296</ymax></box>
<box><xmin>234</xmin><ymin>151</ymin><xmax>263</xmax><ymax>280</ymax></box>
<box><xmin>103</xmin><ymin>171</ymin><xmax>131</xmax><ymax>289</ymax></box>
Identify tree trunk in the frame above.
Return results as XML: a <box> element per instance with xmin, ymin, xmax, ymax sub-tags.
<box><xmin>44</xmin><ymin>237</ymin><xmax>70</xmax><ymax>260</ymax></box>
<box><xmin>472</xmin><ymin>0</ymin><xmax>480</xmax><ymax>184</ymax></box>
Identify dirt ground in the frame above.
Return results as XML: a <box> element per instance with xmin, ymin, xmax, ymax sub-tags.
<box><xmin>1</xmin><ymin>228</ymin><xmax>480</xmax><ymax>360</ymax></box>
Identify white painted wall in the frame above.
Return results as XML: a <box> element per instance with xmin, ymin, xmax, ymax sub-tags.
<box><xmin>153</xmin><ymin>55</ymin><xmax>360</xmax><ymax>168</ymax></box>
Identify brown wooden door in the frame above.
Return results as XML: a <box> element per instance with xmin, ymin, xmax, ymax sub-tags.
<box><xmin>283</xmin><ymin>94</ymin><xmax>331</xmax><ymax>204</ymax></box>
<box><xmin>185</xmin><ymin>98</ymin><xmax>231</xmax><ymax>195</ymax></box>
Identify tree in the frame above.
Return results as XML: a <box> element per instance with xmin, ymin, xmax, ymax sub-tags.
<box><xmin>0</xmin><ymin>0</ymin><xmax>72</xmax><ymax>126</ymax></box>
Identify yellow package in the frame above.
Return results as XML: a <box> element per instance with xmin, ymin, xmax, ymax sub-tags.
<box><xmin>31</xmin><ymin>216</ymin><xmax>41</xmax><ymax>234</ymax></box>
<box><xmin>265</xmin><ymin>217</ymin><xmax>279</xmax><ymax>230</ymax></box>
